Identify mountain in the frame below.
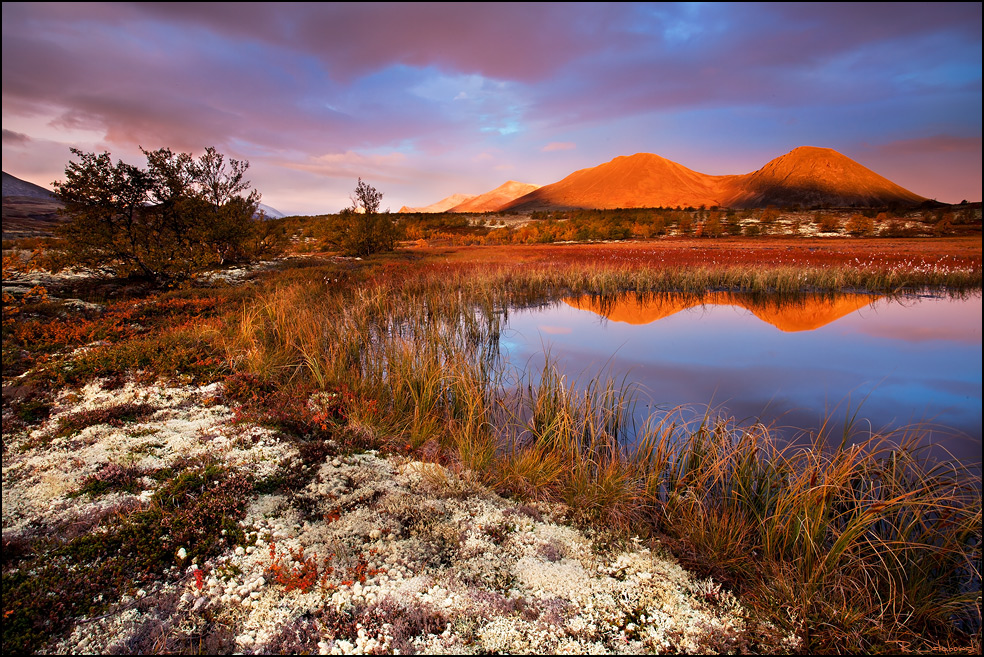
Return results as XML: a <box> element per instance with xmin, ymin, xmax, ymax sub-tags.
<box><xmin>501</xmin><ymin>147</ymin><xmax>928</xmax><ymax>211</ymax></box>
<box><xmin>718</xmin><ymin>146</ymin><xmax>928</xmax><ymax>208</ymax></box>
<box><xmin>447</xmin><ymin>181</ymin><xmax>540</xmax><ymax>212</ymax></box>
<box><xmin>255</xmin><ymin>203</ymin><xmax>285</xmax><ymax>219</ymax></box>
<box><xmin>399</xmin><ymin>193</ymin><xmax>476</xmax><ymax>213</ymax></box>
<box><xmin>1</xmin><ymin>171</ymin><xmax>286</xmax><ymax>238</ymax></box>
<box><xmin>506</xmin><ymin>154</ymin><xmax>723</xmax><ymax>211</ymax></box>
<box><xmin>2</xmin><ymin>172</ymin><xmax>65</xmax><ymax>238</ymax></box>
<box><xmin>2</xmin><ymin>171</ymin><xmax>57</xmax><ymax>199</ymax></box>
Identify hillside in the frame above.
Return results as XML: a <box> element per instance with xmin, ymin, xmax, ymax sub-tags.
<box><xmin>447</xmin><ymin>181</ymin><xmax>540</xmax><ymax>212</ymax></box>
<box><xmin>1</xmin><ymin>171</ymin><xmax>284</xmax><ymax>236</ymax></box>
<box><xmin>399</xmin><ymin>193</ymin><xmax>477</xmax><ymax>213</ymax></box>
<box><xmin>719</xmin><ymin>146</ymin><xmax>928</xmax><ymax>208</ymax></box>
<box><xmin>2</xmin><ymin>172</ymin><xmax>64</xmax><ymax>238</ymax></box>
<box><xmin>2</xmin><ymin>171</ymin><xmax>57</xmax><ymax>200</ymax></box>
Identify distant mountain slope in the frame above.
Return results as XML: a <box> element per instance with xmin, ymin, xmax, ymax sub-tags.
<box><xmin>2</xmin><ymin>171</ymin><xmax>57</xmax><ymax>199</ymax></box>
<box><xmin>2</xmin><ymin>171</ymin><xmax>64</xmax><ymax>238</ymax></box>
<box><xmin>255</xmin><ymin>203</ymin><xmax>285</xmax><ymax>219</ymax></box>
<box><xmin>447</xmin><ymin>181</ymin><xmax>540</xmax><ymax>212</ymax></box>
<box><xmin>3</xmin><ymin>171</ymin><xmax>286</xmax><ymax>216</ymax></box>
<box><xmin>2</xmin><ymin>171</ymin><xmax>285</xmax><ymax>237</ymax></box>
<box><xmin>399</xmin><ymin>193</ymin><xmax>477</xmax><ymax>213</ymax></box>
<box><xmin>501</xmin><ymin>147</ymin><xmax>928</xmax><ymax>211</ymax></box>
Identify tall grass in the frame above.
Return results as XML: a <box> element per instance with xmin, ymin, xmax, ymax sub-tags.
<box><xmin>228</xmin><ymin>259</ymin><xmax>981</xmax><ymax>652</ymax></box>
<box><xmin>642</xmin><ymin>421</ymin><xmax>981</xmax><ymax>651</ymax></box>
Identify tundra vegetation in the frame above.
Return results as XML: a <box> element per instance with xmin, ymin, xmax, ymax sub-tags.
<box><xmin>1</xmin><ymin>169</ymin><xmax>982</xmax><ymax>654</ymax></box>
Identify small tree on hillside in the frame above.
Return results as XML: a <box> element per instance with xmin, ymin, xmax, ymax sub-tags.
<box><xmin>329</xmin><ymin>178</ymin><xmax>396</xmax><ymax>256</ymax></box>
<box><xmin>703</xmin><ymin>210</ymin><xmax>724</xmax><ymax>238</ymax></box>
<box><xmin>845</xmin><ymin>213</ymin><xmax>875</xmax><ymax>236</ymax></box>
<box><xmin>352</xmin><ymin>177</ymin><xmax>382</xmax><ymax>216</ymax></box>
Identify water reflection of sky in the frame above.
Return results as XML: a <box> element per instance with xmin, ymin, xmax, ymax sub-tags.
<box><xmin>499</xmin><ymin>294</ymin><xmax>982</xmax><ymax>466</ymax></box>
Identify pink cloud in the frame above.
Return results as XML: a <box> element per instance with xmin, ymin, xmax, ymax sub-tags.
<box><xmin>542</xmin><ymin>142</ymin><xmax>576</xmax><ymax>152</ymax></box>
<box><xmin>283</xmin><ymin>151</ymin><xmax>410</xmax><ymax>184</ymax></box>
<box><xmin>128</xmin><ymin>3</ymin><xmax>626</xmax><ymax>83</ymax></box>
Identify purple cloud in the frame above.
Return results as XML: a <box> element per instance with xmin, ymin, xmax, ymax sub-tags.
<box><xmin>2</xmin><ymin>129</ymin><xmax>30</xmax><ymax>145</ymax></box>
<box><xmin>542</xmin><ymin>142</ymin><xmax>576</xmax><ymax>152</ymax></box>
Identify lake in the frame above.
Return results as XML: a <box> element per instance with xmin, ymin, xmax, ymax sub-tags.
<box><xmin>498</xmin><ymin>291</ymin><xmax>982</xmax><ymax>467</ymax></box>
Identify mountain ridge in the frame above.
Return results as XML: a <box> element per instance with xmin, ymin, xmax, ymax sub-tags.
<box><xmin>399</xmin><ymin>193</ymin><xmax>477</xmax><ymax>213</ymax></box>
<box><xmin>448</xmin><ymin>181</ymin><xmax>540</xmax><ymax>213</ymax></box>
<box><xmin>496</xmin><ymin>146</ymin><xmax>928</xmax><ymax>212</ymax></box>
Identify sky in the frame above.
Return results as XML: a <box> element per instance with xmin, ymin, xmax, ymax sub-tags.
<box><xmin>2</xmin><ymin>2</ymin><xmax>981</xmax><ymax>215</ymax></box>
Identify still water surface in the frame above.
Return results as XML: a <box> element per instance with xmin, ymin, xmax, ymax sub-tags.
<box><xmin>499</xmin><ymin>292</ymin><xmax>982</xmax><ymax>465</ymax></box>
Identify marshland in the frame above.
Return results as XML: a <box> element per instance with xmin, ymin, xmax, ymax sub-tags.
<box><xmin>3</xmin><ymin>210</ymin><xmax>982</xmax><ymax>654</ymax></box>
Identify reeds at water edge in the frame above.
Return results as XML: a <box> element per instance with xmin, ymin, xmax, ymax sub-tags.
<box><xmin>227</xmin><ymin>260</ymin><xmax>981</xmax><ymax>652</ymax></box>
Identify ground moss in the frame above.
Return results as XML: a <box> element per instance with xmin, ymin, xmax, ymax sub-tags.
<box><xmin>1</xmin><ymin>465</ymin><xmax>253</xmax><ymax>653</ymax></box>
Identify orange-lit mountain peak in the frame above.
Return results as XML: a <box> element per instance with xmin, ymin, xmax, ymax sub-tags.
<box><xmin>448</xmin><ymin>181</ymin><xmax>540</xmax><ymax>213</ymax></box>
<box><xmin>504</xmin><ymin>152</ymin><xmax>722</xmax><ymax>211</ymax></box>
<box><xmin>723</xmin><ymin>146</ymin><xmax>928</xmax><ymax>208</ymax></box>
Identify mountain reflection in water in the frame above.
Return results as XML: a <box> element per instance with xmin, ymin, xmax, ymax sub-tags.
<box><xmin>565</xmin><ymin>292</ymin><xmax>881</xmax><ymax>332</ymax></box>
<box><xmin>500</xmin><ymin>292</ymin><xmax>982</xmax><ymax>467</ymax></box>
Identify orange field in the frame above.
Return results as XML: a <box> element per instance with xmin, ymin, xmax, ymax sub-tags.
<box><xmin>405</xmin><ymin>235</ymin><xmax>982</xmax><ymax>270</ymax></box>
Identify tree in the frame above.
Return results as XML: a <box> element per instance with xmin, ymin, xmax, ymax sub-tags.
<box><xmin>327</xmin><ymin>178</ymin><xmax>396</xmax><ymax>256</ymax></box>
<box><xmin>817</xmin><ymin>213</ymin><xmax>841</xmax><ymax>233</ymax></box>
<box><xmin>845</xmin><ymin>213</ymin><xmax>875</xmax><ymax>236</ymax></box>
<box><xmin>53</xmin><ymin>146</ymin><xmax>278</xmax><ymax>284</ymax></box>
<box><xmin>351</xmin><ymin>177</ymin><xmax>383</xmax><ymax>215</ymax></box>
<box><xmin>703</xmin><ymin>210</ymin><xmax>724</xmax><ymax>238</ymax></box>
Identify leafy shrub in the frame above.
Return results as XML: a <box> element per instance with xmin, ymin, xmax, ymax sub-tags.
<box><xmin>881</xmin><ymin>219</ymin><xmax>913</xmax><ymax>237</ymax></box>
<box><xmin>48</xmin><ymin>328</ymin><xmax>228</xmax><ymax>387</ymax></box>
<box><xmin>759</xmin><ymin>205</ymin><xmax>781</xmax><ymax>225</ymax></box>
<box><xmin>53</xmin><ymin>402</ymin><xmax>157</xmax><ymax>439</ymax></box>
<box><xmin>72</xmin><ymin>462</ymin><xmax>144</xmax><ymax>497</ymax></box>
<box><xmin>224</xmin><ymin>373</ymin><xmax>349</xmax><ymax>437</ymax></box>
